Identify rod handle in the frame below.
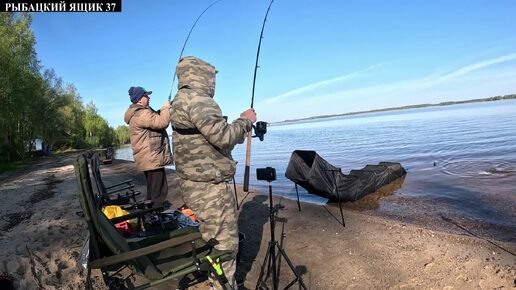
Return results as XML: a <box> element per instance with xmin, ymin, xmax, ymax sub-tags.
<box><xmin>243</xmin><ymin>131</ymin><xmax>252</xmax><ymax>192</ymax></box>
<box><xmin>243</xmin><ymin>165</ymin><xmax>250</xmax><ymax>192</ymax></box>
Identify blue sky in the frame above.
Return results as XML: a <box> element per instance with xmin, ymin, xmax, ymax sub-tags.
<box><xmin>31</xmin><ymin>0</ymin><xmax>516</xmax><ymax>126</ymax></box>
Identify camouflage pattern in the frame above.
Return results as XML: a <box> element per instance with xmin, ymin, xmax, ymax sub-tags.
<box><xmin>176</xmin><ymin>56</ymin><xmax>216</xmax><ymax>98</ymax></box>
<box><xmin>124</xmin><ymin>104</ymin><xmax>173</xmax><ymax>171</ymax></box>
<box><xmin>171</xmin><ymin>56</ymin><xmax>249</xmax><ymax>289</ymax></box>
<box><xmin>179</xmin><ymin>179</ymin><xmax>238</xmax><ymax>289</ymax></box>
<box><xmin>170</xmin><ymin>56</ymin><xmax>252</xmax><ymax>183</ymax></box>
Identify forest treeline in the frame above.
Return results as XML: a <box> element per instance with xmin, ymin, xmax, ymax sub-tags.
<box><xmin>279</xmin><ymin>94</ymin><xmax>516</xmax><ymax>124</ymax></box>
<box><xmin>0</xmin><ymin>13</ymin><xmax>129</xmax><ymax>163</ymax></box>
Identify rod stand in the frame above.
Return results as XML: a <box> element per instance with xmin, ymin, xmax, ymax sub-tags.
<box><xmin>328</xmin><ymin>169</ymin><xmax>345</xmax><ymax>227</ymax></box>
<box><xmin>255</xmin><ymin>182</ymin><xmax>307</xmax><ymax>290</ymax></box>
<box><xmin>294</xmin><ymin>183</ymin><xmax>301</xmax><ymax>211</ymax></box>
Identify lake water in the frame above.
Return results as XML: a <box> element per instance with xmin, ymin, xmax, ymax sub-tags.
<box><xmin>116</xmin><ymin>100</ymin><xmax>516</xmax><ymax>241</ymax></box>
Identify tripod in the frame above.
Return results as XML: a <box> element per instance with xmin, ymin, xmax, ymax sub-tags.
<box><xmin>255</xmin><ymin>181</ymin><xmax>307</xmax><ymax>290</ymax></box>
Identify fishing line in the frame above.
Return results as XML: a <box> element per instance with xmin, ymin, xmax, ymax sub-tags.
<box><xmin>168</xmin><ymin>0</ymin><xmax>223</xmax><ymax>101</ymax></box>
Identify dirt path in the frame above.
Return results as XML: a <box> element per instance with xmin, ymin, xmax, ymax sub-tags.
<box><xmin>0</xmin><ymin>153</ymin><xmax>514</xmax><ymax>289</ymax></box>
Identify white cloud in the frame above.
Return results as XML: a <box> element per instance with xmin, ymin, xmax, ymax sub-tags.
<box><xmin>435</xmin><ymin>53</ymin><xmax>516</xmax><ymax>82</ymax></box>
<box><xmin>261</xmin><ymin>62</ymin><xmax>387</xmax><ymax>105</ymax></box>
<box><xmin>256</xmin><ymin>53</ymin><xmax>516</xmax><ymax>122</ymax></box>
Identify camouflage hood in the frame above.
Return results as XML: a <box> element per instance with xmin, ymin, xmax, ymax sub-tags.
<box><xmin>176</xmin><ymin>56</ymin><xmax>216</xmax><ymax>98</ymax></box>
<box><xmin>171</xmin><ymin>56</ymin><xmax>252</xmax><ymax>183</ymax></box>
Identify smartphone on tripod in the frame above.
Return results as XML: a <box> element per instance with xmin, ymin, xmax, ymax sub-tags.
<box><xmin>255</xmin><ymin>167</ymin><xmax>307</xmax><ymax>290</ymax></box>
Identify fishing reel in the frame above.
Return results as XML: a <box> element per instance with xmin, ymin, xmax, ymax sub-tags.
<box><xmin>252</xmin><ymin>121</ymin><xmax>268</xmax><ymax>141</ymax></box>
<box><xmin>223</xmin><ymin>116</ymin><xmax>267</xmax><ymax>141</ymax></box>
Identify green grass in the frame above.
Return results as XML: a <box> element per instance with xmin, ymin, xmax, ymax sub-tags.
<box><xmin>0</xmin><ymin>158</ymin><xmax>38</xmax><ymax>174</ymax></box>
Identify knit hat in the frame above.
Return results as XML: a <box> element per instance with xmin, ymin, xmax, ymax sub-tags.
<box><xmin>128</xmin><ymin>86</ymin><xmax>152</xmax><ymax>103</ymax></box>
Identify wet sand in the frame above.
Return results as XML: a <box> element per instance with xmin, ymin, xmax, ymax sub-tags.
<box><xmin>0</xmin><ymin>154</ymin><xmax>514</xmax><ymax>289</ymax></box>
<box><xmin>338</xmin><ymin>177</ymin><xmax>516</xmax><ymax>244</ymax></box>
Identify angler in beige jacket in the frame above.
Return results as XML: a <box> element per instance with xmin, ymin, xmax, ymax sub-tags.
<box><xmin>124</xmin><ymin>86</ymin><xmax>173</xmax><ymax>205</ymax></box>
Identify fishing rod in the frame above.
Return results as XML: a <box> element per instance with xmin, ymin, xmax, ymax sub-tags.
<box><xmin>168</xmin><ymin>0</ymin><xmax>222</xmax><ymax>101</ymax></box>
<box><xmin>243</xmin><ymin>0</ymin><xmax>275</xmax><ymax>193</ymax></box>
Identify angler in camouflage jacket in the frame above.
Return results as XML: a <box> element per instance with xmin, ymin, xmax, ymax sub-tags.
<box><xmin>170</xmin><ymin>56</ymin><xmax>256</xmax><ymax>289</ymax></box>
<box><xmin>124</xmin><ymin>86</ymin><xmax>173</xmax><ymax>205</ymax></box>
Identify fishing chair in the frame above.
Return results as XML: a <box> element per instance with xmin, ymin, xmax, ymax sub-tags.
<box><xmin>74</xmin><ymin>154</ymin><xmax>235</xmax><ymax>290</ymax></box>
<box><xmin>87</xmin><ymin>151</ymin><xmax>144</xmax><ymax>208</ymax></box>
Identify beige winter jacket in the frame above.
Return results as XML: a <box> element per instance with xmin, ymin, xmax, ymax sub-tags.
<box><xmin>124</xmin><ymin>104</ymin><xmax>173</xmax><ymax>171</ymax></box>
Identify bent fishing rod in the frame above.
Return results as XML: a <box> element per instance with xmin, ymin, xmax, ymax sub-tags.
<box><xmin>243</xmin><ymin>0</ymin><xmax>275</xmax><ymax>193</ymax></box>
<box><xmin>168</xmin><ymin>0</ymin><xmax>222</xmax><ymax>101</ymax></box>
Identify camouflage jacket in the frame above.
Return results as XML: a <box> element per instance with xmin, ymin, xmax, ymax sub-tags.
<box><xmin>170</xmin><ymin>56</ymin><xmax>252</xmax><ymax>183</ymax></box>
<box><xmin>124</xmin><ymin>104</ymin><xmax>173</xmax><ymax>171</ymax></box>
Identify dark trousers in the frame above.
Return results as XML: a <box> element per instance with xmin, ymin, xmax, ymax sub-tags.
<box><xmin>144</xmin><ymin>168</ymin><xmax>168</xmax><ymax>205</ymax></box>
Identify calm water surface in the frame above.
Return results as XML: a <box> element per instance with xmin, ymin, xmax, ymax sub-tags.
<box><xmin>117</xmin><ymin>100</ymin><xmax>516</xmax><ymax>241</ymax></box>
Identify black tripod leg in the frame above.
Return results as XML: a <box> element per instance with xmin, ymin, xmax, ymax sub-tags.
<box><xmin>276</xmin><ymin>221</ymin><xmax>286</xmax><ymax>282</ymax></box>
<box><xmin>255</xmin><ymin>242</ymin><xmax>273</xmax><ymax>290</ymax></box>
<box><xmin>265</xmin><ymin>240</ymin><xmax>278</xmax><ymax>289</ymax></box>
<box><xmin>276</xmin><ymin>245</ymin><xmax>307</xmax><ymax>290</ymax></box>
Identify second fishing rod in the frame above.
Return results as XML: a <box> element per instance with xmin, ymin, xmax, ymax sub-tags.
<box><xmin>243</xmin><ymin>0</ymin><xmax>275</xmax><ymax>193</ymax></box>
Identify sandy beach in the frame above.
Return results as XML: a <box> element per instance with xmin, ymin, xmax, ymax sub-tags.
<box><xmin>0</xmin><ymin>153</ymin><xmax>514</xmax><ymax>290</ymax></box>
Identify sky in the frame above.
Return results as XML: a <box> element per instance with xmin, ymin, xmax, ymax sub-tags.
<box><xmin>31</xmin><ymin>0</ymin><xmax>516</xmax><ymax>127</ymax></box>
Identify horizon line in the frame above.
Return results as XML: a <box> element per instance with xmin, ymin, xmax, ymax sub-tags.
<box><xmin>272</xmin><ymin>94</ymin><xmax>516</xmax><ymax>124</ymax></box>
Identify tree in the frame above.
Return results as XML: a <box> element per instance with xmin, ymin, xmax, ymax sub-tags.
<box><xmin>83</xmin><ymin>102</ymin><xmax>114</xmax><ymax>147</ymax></box>
<box><xmin>0</xmin><ymin>12</ymin><xmax>115</xmax><ymax>163</ymax></box>
<box><xmin>54</xmin><ymin>83</ymin><xmax>85</xmax><ymax>149</ymax></box>
<box><xmin>114</xmin><ymin>125</ymin><xmax>130</xmax><ymax>145</ymax></box>
<box><xmin>0</xmin><ymin>13</ymin><xmax>39</xmax><ymax>161</ymax></box>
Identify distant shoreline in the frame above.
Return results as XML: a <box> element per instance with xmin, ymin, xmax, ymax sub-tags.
<box><xmin>274</xmin><ymin>94</ymin><xmax>516</xmax><ymax>124</ymax></box>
